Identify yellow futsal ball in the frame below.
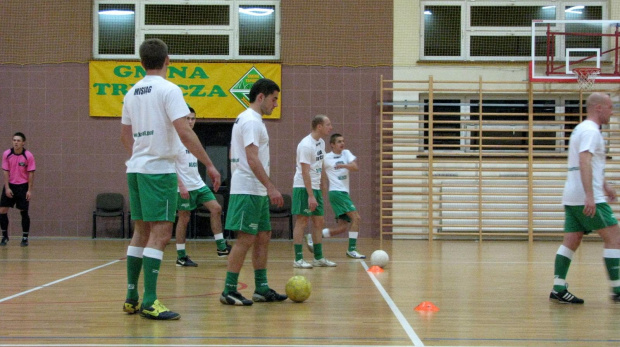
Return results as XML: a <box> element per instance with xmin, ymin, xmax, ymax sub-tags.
<box><xmin>286</xmin><ymin>275</ymin><xmax>312</xmax><ymax>303</ymax></box>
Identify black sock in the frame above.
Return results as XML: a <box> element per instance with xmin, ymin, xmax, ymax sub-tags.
<box><xmin>20</xmin><ymin>211</ymin><xmax>30</xmax><ymax>239</ymax></box>
<box><xmin>0</xmin><ymin>213</ymin><xmax>8</xmax><ymax>237</ymax></box>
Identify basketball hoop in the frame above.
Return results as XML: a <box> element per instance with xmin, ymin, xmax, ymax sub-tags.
<box><xmin>573</xmin><ymin>67</ymin><xmax>601</xmax><ymax>90</ymax></box>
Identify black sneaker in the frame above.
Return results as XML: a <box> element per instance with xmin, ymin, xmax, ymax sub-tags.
<box><xmin>611</xmin><ymin>293</ymin><xmax>620</xmax><ymax>303</ymax></box>
<box><xmin>252</xmin><ymin>288</ymin><xmax>288</xmax><ymax>302</ymax></box>
<box><xmin>20</xmin><ymin>238</ymin><xmax>28</xmax><ymax>247</ymax></box>
<box><xmin>123</xmin><ymin>298</ymin><xmax>141</xmax><ymax>314</ymax></box>
<box><xmin>217</xmin><ymin>242</ymin><xmax>232</xmax><ymax>258</ymax></box>
<box><xmin>0</xmin><ymin>236</ymin><xmax>7</xmax><ymax>246</ymax></box>
<box><xmin>220</xmin><ymin>291</ymin><xmax>253</xmax><ymax>306</ymax></box>
<box><xmin>176</xmin><ymin>256</ymin><xmax>197</xmax><ymax>267</ymax></box>
<box><xmin>139</xmin><ymin>300</ymin><xmax>180</xmax><ymax>320</ymax></box>
<box><xmin>550</xmin><ymin>289</ymin><xmax>584</xmax><ymax>304</ymax></box>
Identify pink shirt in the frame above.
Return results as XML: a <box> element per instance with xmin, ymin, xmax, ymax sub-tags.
<box><xmin>2</xmin><ymin>148</ymin><xmax>36</xmax><ymax>185</ymax></box>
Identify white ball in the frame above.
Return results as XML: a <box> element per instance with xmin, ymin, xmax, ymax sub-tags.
<box><xmin>370</xmin><ymin>250</ymin><xmax>389</xmax><ymax>268</ymax></box>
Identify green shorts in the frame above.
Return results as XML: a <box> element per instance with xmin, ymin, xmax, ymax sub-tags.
<box><xmin>292</xmin><ymin>187</ymin><xmax>324</xmax><ymax>216</ymax></box>
<box><xmin>177</xmin><ymin>186</ymin><xmax>215</xmax><ymax>211</ymax></box>
<box><xmin>564</xmin><ymin>203</ymin><xmax>618</xmax><ymax>235</ymax></box>
<box><xmin>225</xmin><ymin>194</ymin><xmax>271</xmax><ymax>235</ymax></box>
<box><xmin>329</xmin><ymin>191</ymin><xmax>356</xmax><ymax>223</ymax></box>
<box><xmin>127</xmin><ymin>173</ymin><xmax>178</xmax><ymax>222</ymax></box>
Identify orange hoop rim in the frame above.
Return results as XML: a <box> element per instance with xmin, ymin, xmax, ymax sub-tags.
<box><xmin>573</xmin><ymin>67</ymin><xmax>601</xmax><ymax>76</ymax></box>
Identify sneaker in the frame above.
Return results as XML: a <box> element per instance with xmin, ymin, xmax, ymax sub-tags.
<box><xmin>176</xmin><ymin>256</ymin><xmax>197</xmax><ymax>267</ymax></box>
<box><xmin>140</xmin><ymin>300</ymin><xmax>180</xmax><ymax>320</ymax></box>
<box><xmin>312</xmin><ymin>258</ymin><xmax>337</xmax><ymax>267</ymax></box>
<box><xmin>20</xmin><ymin>238</ymin><xmax>28</xmax><ymax>247</ymax></box>
<box><xmin>123</xmin><ymin>298</ymin><xmax>141</xmax><ymax>314</ymax></box>
<box><xmin>217</xmin><ymin>242</ymin><xmax>232</xmax><ymax>258</ymax></box>
<box><xmin>305</xmin><ymin>234</ymin><xmax>314</xmax><ymax>253</ymax></box>
<box><xmin>1</xmin><ymin>237</ymin><xmax>8</xmax><ymax>246</ymax></box>
<box><xmin>252</xmin><ymin>288</ymin><xmax>288</xmax><ymax>302</ymax></box>
<box><xmin>293</xmin><ymin>259</ymin><xmax>313</xmax><ymax>269</ymax></box>
<box><xmin>549</xmin><ymin>288</ymin><xmax>584</xmax><ymax>304</ymax></box>
<box><xmin>611</xmin><ymin>293</ymin><xmax>620</xmax><ymax>303</ymax></box>
<box><xmin>220</xmin><ymin>291</ymin><xmax>253</xmax><ymax>306</ymax></box>
<box><xmin>346</xmin><ymin>250</ymin><xmax>366</xmax><ymax>259</ymax></box>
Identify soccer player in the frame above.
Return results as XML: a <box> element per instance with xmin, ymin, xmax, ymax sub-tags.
<box><xmin>121</xmin><ymin>38</ymin><xmax>220</xmax><ymax>320</ymax></box>
<box><xmin>0</xmin><ymin>132</ymin><xmax>36</xmax><ymax>247</ymax></box>
<box><xmin>220</xmin><ymin>78</ymin><xmax>287</xmax><ymax>306</ymax></box>
<box><xmin>174</xmin><ymin>107</ymin><xmax>231</xmax><ymax>267</ymax></box>
<box><xmin>317</xmin><ymin>133</ymin><xmax>365</xmax><ymax>259</ymax></box>
<box><xmin>292</xmin><ymin>114</ymin><xmax>336</xmax><ymax>269</ymax></box>
<box><xmin>550</xmin><ymin>92</ymin><xmax>620</xmax><ymax>304</ymax></box>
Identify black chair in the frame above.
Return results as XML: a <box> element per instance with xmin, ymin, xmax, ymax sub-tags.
<box><xmin>269</xmin><ymin>194</ymin><xmax>293</xmax><ymax>239</ymax></box>
<box><xmin>92</xmin><ymin>193</ymin><xmax>125</xmax><ymax>238</ymax></box>
<box><xmin>193</xmin><ymin>193</ymin><xmax>226</xmax><ymax>239</ymax></box>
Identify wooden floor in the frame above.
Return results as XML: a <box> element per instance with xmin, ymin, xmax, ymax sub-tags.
<box><xmin>0</xmin><ymin>237</ymin><xmax>619</xmax><ymax>347</ymax></box>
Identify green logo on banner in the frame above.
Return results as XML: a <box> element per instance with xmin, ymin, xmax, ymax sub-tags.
<box><xmin>230</xmin><ymin>67</ymin><xmax>265</xmax><ymax>109</ymax></box>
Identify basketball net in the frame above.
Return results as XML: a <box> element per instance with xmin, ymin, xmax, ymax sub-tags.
<box><xmin>573</xmin><ymin>67</ymin><xmax>601</xmax><ymax>90</ymax></box>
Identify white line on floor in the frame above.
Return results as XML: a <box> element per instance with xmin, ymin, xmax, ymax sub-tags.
<box><xmin>361</xmin><ymin>261</ymin><xmax>424</xmax><ymax>347</ymax></box>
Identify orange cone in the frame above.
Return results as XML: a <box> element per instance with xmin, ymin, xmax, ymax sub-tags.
<box><xmin>367</xmin><ymin>265</ymin><xmax>384</xmax><ymax>273</ymax></box>
<box><xmin>415</xmin><ymin>301</ymin><xmax>439</xmax><ymax>312</ymax></box>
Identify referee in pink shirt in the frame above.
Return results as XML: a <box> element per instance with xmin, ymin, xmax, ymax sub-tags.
<box><xmin>1</xmin><ymin>132</ymin><xmax>36</xmax><ymax>247</ymax></box>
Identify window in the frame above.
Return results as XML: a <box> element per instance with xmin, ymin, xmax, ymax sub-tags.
<box><xmin>421</xmin><ymin>1</ymin><xmax>606</xmax><ymax>61</ymax></box>
<box><xmin>94</xmin><ymin>0</ymin><xmax>280</xmax><ymax>60</ymax></box>
<box><xmin>422</xmin><ymin>97</ymin><xmax>585</xmax><ymax>153</ymax></box>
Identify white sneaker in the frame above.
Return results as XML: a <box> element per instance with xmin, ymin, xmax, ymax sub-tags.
<box><xmin>293</xmin><ymin>259</ymin><xmax>313</xmax><ymax>269</ymax></box>
<box><xmin>312</xmin><ymin>258</ymin><xmax>337</xmax><ymax>267</ymax></box>
<box><xmin>305</xmin><ymin>234</ymin><xmax>314</xmax><ymax>253</ymax></box>
<box><xmin>346</xmin><ymin>250</ymin><xmax>366</xmax><ymax>259</ymax></box>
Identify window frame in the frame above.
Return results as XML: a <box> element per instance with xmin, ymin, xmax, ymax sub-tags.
<box><xmin>420</xmin><ymin>95</ymin><xmax>587</xmax><ymax>154</ymax></box>
<box><xmin>93</xmin><ymin>0</ymin><xmax>280</xmax><ymax>60</ymax></box>
<box><xmin>420</xmin><ymin>0</ymin><xmax>608</xmax><ymax>61</ymax></box>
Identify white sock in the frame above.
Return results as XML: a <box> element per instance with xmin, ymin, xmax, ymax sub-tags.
<box><xmin>214</xmin><ymin>233</ymin><xmax>224</xmax><ymax>241</ymax></box>
<box><xmin>127</xmin><ymin>246</ymin><xmax>144</xmax><ymax>258</ymax></box>
<box><xmin>322</xmin><ymin>228</ymin><xmax>330</xmax><ymax>238</ymax></box>
<box><xmin>176</xmin><ymin>243</ymin><xmax>185</xmax><ymax>251</ymax></box>
<box><xmin>143</xmin><ymin>248</ymin><xmax>164</xmax><ymax>260</ymax></box>
<box><xmin>349</xmin><ymin>231</ymin><xmax>358</xmax><ymax>239</ymax></box>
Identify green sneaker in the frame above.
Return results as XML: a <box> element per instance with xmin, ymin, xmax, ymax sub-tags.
<box><xmin>140</xmin><ymin>300</ymin><xmax>180</xmax><ymax>320</ymax></box>
<box><xmin>123</xmin><ymin>299</ymin><xmax>141</xmax><ymax>314</ymax></box>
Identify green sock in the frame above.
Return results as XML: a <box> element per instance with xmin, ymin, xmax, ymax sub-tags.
<box><xmin>603</xmin><ymin>249</ymin><xmax>620</xmax><ymax>294</ymax></box>
<box><xmin>224</xmin><ymin>271</ymin><xmax>239</xmax><ymax>295</ymax></box>
<box><xmin>216</xmin><ymin>238</ymin><xmax>226</xmax><ymax>251</ymax></box>
<box><xmin>176</xmin><ymin>248</ymin><xmax>186</xmax><ymax>259</ymax></box>
<box><xmin>294</xmin><ymin>244</ymin><xmax>303</xmax><ymax>261</ymax></box>
<box><xmin>142</xmin><ymin>254</ymin><xmax>162</xmax><ymax>308</ymax></box>
<box><xmin>314</xmin><ymin>243</ymin><xmax>323</xmax><ymax>260</ymax></box>
<box><xmin>348</xmin><ymin>238</ymin><xmax>357</xmax><ymax>252</ymax></box>
<box><xmin>126</xmin><ymin>255</ymin><xmax>142</xmax><ymax>301</ymax></box>
<box><xmin>553</xmin><ymin>246</ymin><xmax>573</xmax><ymax>292</ymax></box>
<box><xmin>255</xmin><ymin>269</ymin><xmax>269</xmax><ymax>294</ymax></box>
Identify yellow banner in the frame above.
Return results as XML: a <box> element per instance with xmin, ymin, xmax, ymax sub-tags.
<box><xmin>89</xmin><ymin>61</ymin><xmax>281</xmax><ymax>119</ymax></box>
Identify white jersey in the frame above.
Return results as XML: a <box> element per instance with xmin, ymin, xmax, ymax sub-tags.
<box><xmin>229</xmin><ymin>108</ymin><xmax>270</xmax><ymax>196</ymax></box>
<box><xmin>324</xmin><ymin>150</ymin><xmax>356</xmax><ymax>193</ymax></box>
<box><xmin>293</xmin><ymin>134</ymin><xmax>325</xmax><ymax>190</ymax></box>
<box><xmin>175</xmin><ymin>141</ymin><xmax>206</xmax><ymax>191</ymax></box>
<box><xmin>121</xmin><ymin>75</ymin><xmax>189</xmax><ymax>174</ymax></box>
<box><xmin>562</xmin><ymin>120</ymin><xmax>607</xmax><ymax>205</ymax></box>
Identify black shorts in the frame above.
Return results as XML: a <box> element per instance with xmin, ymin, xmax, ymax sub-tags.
<box><xmin>1</xmin><ymin>183</ymin><xmax>29</xmax><ymax>211</ymax></box>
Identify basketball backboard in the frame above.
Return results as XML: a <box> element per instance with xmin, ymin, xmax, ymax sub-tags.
<box><xmin>529</xmin><ymin>19</ymin><xmax>620</xmax><ymax>83</ymax></box>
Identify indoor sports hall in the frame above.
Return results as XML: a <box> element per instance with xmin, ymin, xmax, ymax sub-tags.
<box><xmin>1</xmin><ymin>1</ymin><xmax>620</xmax><ymax>346</ymax></box>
